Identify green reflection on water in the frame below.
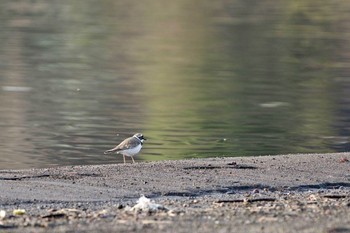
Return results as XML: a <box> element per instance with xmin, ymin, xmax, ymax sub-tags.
<box><xmin>0</xmin><ymin>0</ymin><xmax>349</xmax><ymax>168</ymax></box>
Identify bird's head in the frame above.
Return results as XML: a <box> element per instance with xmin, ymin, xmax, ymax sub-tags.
<box><xmin>133</xmin><ymin>133</ymin><xmax>146</xmax><ymax>143</ymax></box>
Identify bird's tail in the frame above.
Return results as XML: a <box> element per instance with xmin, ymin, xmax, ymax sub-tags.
<box><xmin>104</xmin><ymin>148</ymin><xmax>117</xmax><ymax>154</ymax></box>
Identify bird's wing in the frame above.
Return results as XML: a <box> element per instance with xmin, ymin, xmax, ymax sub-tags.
<box><xmin>114</xmin><ymin>136</ymin><xmax>140</xmax><ymax>150</ymax></box>
<box><xmin>104</xmin><ymin>136</ymin><xmax>141</xmax><ymax>154</ymax></box>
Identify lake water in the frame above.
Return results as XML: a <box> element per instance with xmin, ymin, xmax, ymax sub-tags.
<box><xmin>1</xmin><ymin>0</ymin><xmax>350</xmax><ymax>169</ymax></box>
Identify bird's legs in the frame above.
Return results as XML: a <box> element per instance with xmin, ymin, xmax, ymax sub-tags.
<box><xmin>131</xmin><ymin>156</ymin><xmax>135</xmax><ymax>163</ymax></box>
<box><xmin>123</xmin><ymin>154</ymin><xmax>126</xmax><ymax>164</ymax></box>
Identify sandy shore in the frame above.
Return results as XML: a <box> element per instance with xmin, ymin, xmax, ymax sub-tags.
<box><xmin>1</xmin><ymin>153</ymin><xmax>350</xmax><ymax>232</ymax></box>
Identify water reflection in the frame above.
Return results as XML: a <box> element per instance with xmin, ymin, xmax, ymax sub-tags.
<box><xmin>0</xmin><ymin>0</ymin><xmax>349</xmax><ymax>169</ymax></box>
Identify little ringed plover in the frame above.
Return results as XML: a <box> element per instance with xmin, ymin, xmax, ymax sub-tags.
<box><xmin>104</xmin><ymin>133</ymin><xmax>146</xmax><ymax>163</ymax></box>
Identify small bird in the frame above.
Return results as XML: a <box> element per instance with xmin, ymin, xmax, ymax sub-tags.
<box><xmin>104</xmin><ymin>133</ymin><xmax>146</xmax><ymax>163</ymax></box>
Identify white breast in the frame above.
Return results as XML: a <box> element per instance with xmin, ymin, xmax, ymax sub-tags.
<box><xmin>117</xmin><ymin>144</ymin><xmax>142</xmax><ymax>157</ymax></box>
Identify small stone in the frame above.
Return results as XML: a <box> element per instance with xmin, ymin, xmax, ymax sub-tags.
<box><xmin>0</xmin><ymin>210</ymin><xmax>6</xmax><ymax>219</ymax></box>
<box><xmin>252</xmin><ymin>189</ymin><xmax>260</xmax><ymax>194</ymax></box>
<box><xmin>116</xmin><ymin>204</ymin><xmax>124</xmax><ymax>209</ymax></box>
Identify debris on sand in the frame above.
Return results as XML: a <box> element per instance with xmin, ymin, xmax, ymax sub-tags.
<box><xmin>12</xmin><ymin>209</ymin><xmax>26</xmax><ymax>215</ymax></box>
<box><xmin>339</xmin><ymin>157</ymin><xmax>349</xmax><ymax>163</ymax></box>
<box><xmin>129</xmin><ymin>195</ymin><xmax>168</xmax><ymax>212</ymax></box>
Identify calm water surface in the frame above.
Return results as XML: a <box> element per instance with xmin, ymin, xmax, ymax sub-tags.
<box><xmin>1</xmin><ymin>0</ymin><xmax>350</xmax><ymax>169</ymax></box>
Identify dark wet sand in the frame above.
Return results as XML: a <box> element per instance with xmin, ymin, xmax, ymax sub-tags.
<box><xmin>1</xmin><ymin>153</ymin><xmax>350</xmax><ymax>232</ymax></box>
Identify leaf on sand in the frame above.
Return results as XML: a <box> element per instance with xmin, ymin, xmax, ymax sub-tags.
<box><xmin>13</xmin><ymin>209</ymin><xmax>26</xmax><ymax>215</ymax></box>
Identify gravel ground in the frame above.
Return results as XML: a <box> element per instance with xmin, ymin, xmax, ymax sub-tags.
<box><xmin>1</xmin><ymin>153</ymin><xmax>350</xmax><ymax>233</ymax></box>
